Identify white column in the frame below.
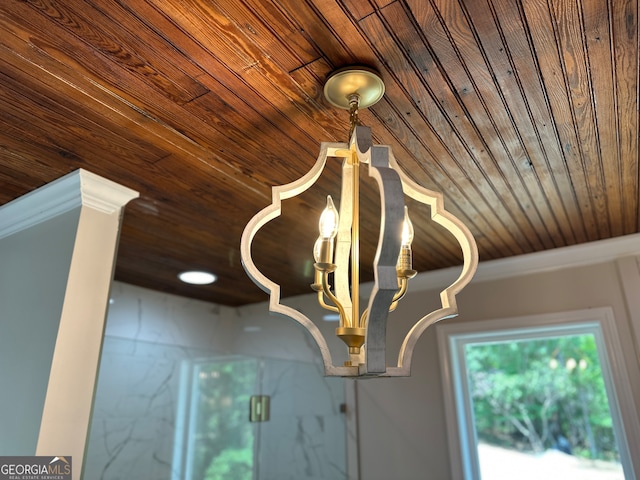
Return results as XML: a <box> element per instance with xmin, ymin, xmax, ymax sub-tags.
<box><xmin>0</xmin><ymin>169</ymin><xmax>138</xmax><ymax>480</ymax></box>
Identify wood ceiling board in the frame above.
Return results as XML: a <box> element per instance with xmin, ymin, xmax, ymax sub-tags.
<box><xmin>0</xmin><ymin>0</ymin><xmax>637</xmax><ymax>306</ymax></box>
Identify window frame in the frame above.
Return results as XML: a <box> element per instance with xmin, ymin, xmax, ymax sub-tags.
<box><xmin>437</xmin><ymin>307</ymin><xmax>639</xmax><ymax>480</ymax></box>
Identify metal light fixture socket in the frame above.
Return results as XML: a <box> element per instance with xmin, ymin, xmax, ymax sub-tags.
<box><xmin>240</xmin><ymin>67</ymin><xmax>478</xmax><ymax>377</ymax></box>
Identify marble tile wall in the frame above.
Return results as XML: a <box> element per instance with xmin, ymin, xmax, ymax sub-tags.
<box><xmin>84</xmin><ymin>337</ymin><xmax>195</xmax><ymax>479</ymax></box>
<box><xmin>83</xmin><ymin>282</ymin><xmax>347</xmax><ymax>480</ymax></box>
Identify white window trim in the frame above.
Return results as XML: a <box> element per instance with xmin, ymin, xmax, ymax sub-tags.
<box><xmin>437</xmin><ymin>307</ymin><xmax>640</xmax><ymax>480</ymax></box>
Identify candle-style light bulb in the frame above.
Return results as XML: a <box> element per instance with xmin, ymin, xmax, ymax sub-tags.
<box><xmin>315</xmin><ymin>195</ymin><xmax>339</xmax><ymax>265</ymax></box>
<box><xmin>319</xmin><ymin>195</ymin><xmax>339</xmax><ymax>239</ymax></box>
<box><xmin>397</xmin><ymin>206</ymin><xmax>415</xmax><ymax>276</ymax></box>
<box><xmin>401</xmin><ymin>206</ymin><xmax>414</xmax><ymax>247</ymax></box>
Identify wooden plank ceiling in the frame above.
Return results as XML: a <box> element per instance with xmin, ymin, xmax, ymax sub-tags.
<box><xmin>0</xmin><ymin>0</ymin><xmax>638</xmax><ymax>306</ymax></box>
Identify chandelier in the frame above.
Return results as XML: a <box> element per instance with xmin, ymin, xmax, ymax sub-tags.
<box><xmin>241</xmin><ymin>67</ymin><xmax>478</xmax><ymax>377</ymax></box>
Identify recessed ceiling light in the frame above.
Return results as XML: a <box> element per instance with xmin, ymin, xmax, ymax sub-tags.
<box><xmin>243</xmin><ymin>326</ymin><xmax>262</xmax><ymax>333</ymax></box>
<box><xmin>178</xmin><ymin>270</ymin><xmax>217</xmax><ymax>285</ymax></box>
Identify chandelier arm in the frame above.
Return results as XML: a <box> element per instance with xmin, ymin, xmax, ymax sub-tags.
<box><xmin>320</xmin><ymin>271</ymin><xmax>348</xmax><ymax>324</ymax></box>
<box><xmin>359</xmin><ymin>308</ymin><xmax>368</xmax><ymax>327</ymax></box>
<box><xmin>385</xmin><ymin>275</ymin><xmax>411</xmax><ymax>314</ymax></box>
<box><xmin>391</xmin><ymin>277</ymin><xmax>409</xmax><ymax>304</ymax></box>
<box><xmin>317</xmin><ymin>291</ymin><xmax>340</xmax><ymax>313</ymax></box>
<box><xmin>387</xmin><ymin>288</ymin><xmax>405</xmax><ymax>313</ymax></box>
<box><xmin>384</xmin><ymin>287</ymin><xmax>404</xmax><ymax>315</ymax></box>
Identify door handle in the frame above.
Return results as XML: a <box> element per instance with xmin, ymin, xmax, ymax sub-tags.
<box><xmin>249</xmin><ymin>395</ymin><xmax>270</xmax><ymax>422</ymax></box>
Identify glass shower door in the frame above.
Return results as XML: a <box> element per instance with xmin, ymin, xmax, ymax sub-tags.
<box><xmin>172</xmin><ymin>355</ymin><xmax>348</xmax><ymax>480</ymax></box>
<box><xmin>173</xmin><ymin>356</ymin><xmax>259</xmax><ymax>480</ymax></box>
<box><xmin>253</xmin><ymin>358</ymin><xmax>347</xmax><ymax>480</ymax></box>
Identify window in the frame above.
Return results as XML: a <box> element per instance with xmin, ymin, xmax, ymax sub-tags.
<box><xmin>437</xmin><ymin>308</ymin><xmax>639</xmax><ymax>480</ymax></box>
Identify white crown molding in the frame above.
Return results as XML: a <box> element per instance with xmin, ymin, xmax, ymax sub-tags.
<box><xmin>77</xmin><ymin>169</ymin><xmax>140</xmax><ymax>213</ymax></box>
<box><xmin>0</xmin><ymin>169</ymin><xmax>139</xmax><ymax>239</ymax></box>
<box><xmin>475</xmin><ymin>233</ymin><xmax>640</xmax><ymax>281</ymax></box>
<box><xmin>360</xmin><ymin>233</ymin><xmax>640</xmax><ymax>295</ymax></box>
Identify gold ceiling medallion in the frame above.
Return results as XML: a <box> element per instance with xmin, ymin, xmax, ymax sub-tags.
<box><xmin>241</xmin><ymin>67</ymin><xmax>478</xmax><ymax>377</ymax></box>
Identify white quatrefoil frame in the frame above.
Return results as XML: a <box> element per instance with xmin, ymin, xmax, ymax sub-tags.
<box><xmin>241</xmin><ymin>126</ymin><xmax>478</xmax><ymax>377</ymax></box>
